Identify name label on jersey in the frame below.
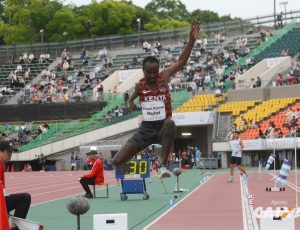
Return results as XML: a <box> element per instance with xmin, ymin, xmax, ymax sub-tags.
<box><xmin>141</xmin><ymin>101</ymin><xmax>166</xmax><ymax>121</ymax></box>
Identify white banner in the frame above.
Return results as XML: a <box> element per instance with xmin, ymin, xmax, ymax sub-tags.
<box><xmin>266</xmin><ymin>138</ymin><xmax>296</xmax><ymax>149</ymax></box>
<box><xmin>172</xmin><ymin>111</ymin><xmax>215</xmax><ymax>126</ymax></box>
<box><xmin>213</xmin><ymin>137</ymin><xmax>299</xmax><ymax>152</ymax></box>
<box><xmin>243</xmin><ymin>139</ymin><xmax>267</xmax><ymax>150</ymax></box>
<box><xmin>118</xmin><ymin>69</ymin><xmax>140</xmax><ymax>83</ymax></box>
<box><xmin>266</xmin><ymin>57</ymin><xmax>285</xmax><ymax>68</ymax></box>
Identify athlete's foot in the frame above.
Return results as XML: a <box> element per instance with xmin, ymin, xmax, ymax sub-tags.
<box><xmin>159</xmin><ymin>166</ymin><xmax>171</xmax><ymax>179</ymax></box>
<box><xmin>227</xmin><ymin>176</ymin><xmax>233</xmax><ymax>183</ymax></box>
<box><xmin>83</xmin><ymin>193</ymin><xmax>93</xmax><ymax>199</ymax></box>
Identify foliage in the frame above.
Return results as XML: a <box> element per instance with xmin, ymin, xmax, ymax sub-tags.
<box><xmin>0</xmin><ymin>0</ymin><xmax>236</xmax><ymax>45</ymax></box>
<box><xmin>145</xmin><ymin>0</ymin><xmax>189</xmax><ymax>21</ymax></box>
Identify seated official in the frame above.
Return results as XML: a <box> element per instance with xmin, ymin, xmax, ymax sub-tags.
<box><xmin>79</xmin><ymin>150</ymin><xmax>104</xmax><ymax>199</ymax></box>
<box><xmin>0</xmin><ymin>141</ymin><xmax>31</xmax><ymax>230</ymax></box>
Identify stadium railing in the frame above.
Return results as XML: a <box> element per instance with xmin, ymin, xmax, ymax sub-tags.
<box><xmin>1</xmin><ymin>10</ymin><xmax>299</xmax><ymax>63</ymax></box>
<box><xmin>17</xmin><ymin>90</ymin><xmax>188</xmax><ymax>152</ymax></box>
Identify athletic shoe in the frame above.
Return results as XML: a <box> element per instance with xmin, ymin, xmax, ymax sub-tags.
<box><xmin>159</xmin><ymin>166</ymin><xmax>171</xmax><ymax>179</ymax></box>
<box><xmin>84</xmin><ymin>193</ymin><xmax>93</xmax><ymax>199</ymax></box>
<box><xmin>227</xmin><ymin>177</ymin><xmax>233</xmax><ymax>183</ymax></box>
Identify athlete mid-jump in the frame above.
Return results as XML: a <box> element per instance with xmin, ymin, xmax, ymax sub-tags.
<box><xmin>112</xmin><ymin>21</ymin><xmax>200</xmax><ymax>178</ymax></box>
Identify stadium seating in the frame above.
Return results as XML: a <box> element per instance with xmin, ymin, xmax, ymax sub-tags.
<box><xmin>219</xmin><ymin>100</ymin><xmax>261</xmax><ymax>116</ymax></box>
<box><xmin>255</xmin><ymin>28</ymin><xmax>300</xmax><ymax>63</ymax></box>
<box><xmin>235</xmin><ymin>97</ymin><xmax>298</xmax><ymax>131</ymax></box>
<box><xmin>240</xmin><ymin>101</ymin><xmax>300</xmax><ymax>139</ymax></box>
<box><xmin>0</xmin><ymin>62</ymin><xmax>51</xmax><ymax>90</ymax></box>
<box><xmin>175</xmin><ymin>93</ymin><xmax>227</xmax><ymax>113</ymax></box>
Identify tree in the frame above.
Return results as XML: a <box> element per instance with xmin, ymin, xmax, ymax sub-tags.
<box><xmin>144</xmin><ymin>16</ymin><xmax>188</xmax><ymax>31</ymax></box>
<box><xmin>78</xmin><ymin>0</ymin><xmax>139</xmax><ymax>36</ymax></box>
<box><xmin>145</xmin><ymin>0</ymin><xmax>190</xmax><ymax>21</ymax></box>
<box><xmin>190</xmin><ymin>9</ymin><xmax>220</xmax><ymax>23</ymax></box>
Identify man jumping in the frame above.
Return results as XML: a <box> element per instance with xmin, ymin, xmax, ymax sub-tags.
<box><xmin>112</xmin><ymin>21</ymin><xmax>200</xmax><ymax>178</ymax></box>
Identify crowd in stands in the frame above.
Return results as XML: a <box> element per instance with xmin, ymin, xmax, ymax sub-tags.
<box><xmin>0</xmin><ymin>122</ymin><xmax>49</xmax><ymax>148</ymax></box>
<box><xmin>164</xmin><ymin>34</ymin><xmax>254</xmax><ymax>94</ymax></box>
<box><xmin>8</xmin><ymin>64</ymin><xmax>30</xmax><ymax>88</ymax></box>
<box><xmin>104</xmin><ymin>106</ymin><xmax>126</xmax><ymax>122</ymax></box>
<box><xmin>227</xmin><ymin>107</ymin><xmax>300</xmax><ymax>140</ymax></box>
<box><xmin>274</xmin><ymin>56</ymin><xmax>300</xmax><ymax>87</ymax></box>
<box><xmin>17</xmin><ymin>47</ymin><xmax>111</xmax><ymax>104</ymax></box>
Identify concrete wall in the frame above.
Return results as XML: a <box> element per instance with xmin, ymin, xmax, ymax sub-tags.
<box><xmin>235</xmin><ymin>56</ymin><xmax>291</xmax><ymax>89</ymax></box>
<box><xmin>228</xmin><ymin>84</ymin><xmax>300</xmax><ymax>102</ymax></box>
<box><xmin>269</xmin><ymin>84</ymin><xmax>300</xmax><ymax>99</ymax></box>
<box><xmin>228</xmin><ymin>87</ymin><xmax>268</xmax><ymax>101</ymax></box>
<box><xmin>93</xmin><ymin>69</ymin><xmax>142</xmax><ymax>99</ymax></box>
<box><xmin>11</xmin><ymin>117</ymin><xmax>140</xmax><ymax>161</ymax></box>
<box><xmin>117</xmin><ymin>69</ymin><xmax>143</xmax><ymax>93</ymax></box>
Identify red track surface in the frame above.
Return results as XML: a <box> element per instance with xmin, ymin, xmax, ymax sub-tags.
<box><xmin>5</xmin><ymin>171</ymin><xmax>118</xmax><ymax>205</ymax></box>
<box><xmin>6</xmin><ymin>171</ymin><xmax>300</xmax><ymax>229</ymax></box>
<box><xmin>148</xmin><ymin>174</ymin><xmax>244</xmax><ymax>230</ymax></box>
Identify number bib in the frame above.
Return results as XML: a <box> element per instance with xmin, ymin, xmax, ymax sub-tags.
<box><xmin>141</xmin><ymin>101</ymin><xmax>166</xmax><ymax>121</ymax></box>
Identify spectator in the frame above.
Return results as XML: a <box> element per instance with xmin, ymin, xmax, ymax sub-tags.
<box><xmin>0</xmin><ymin>140</ymin><xmax>31</xmax><ymax>230</ymax></box>
<box><xmin>295</xmin><ymin>108</ymin><xmax>300</xmax><ymax>119</ymax></box>
<box><xmin>277</xmin><ymin>12</ymin><xmax>283</xmax><ymax>28</ymax></box>
<box><xmin>142</xmin><ymin>41</ymin><xmax>151</xmax><ymax>52</ymax></box>
<box><xmin>123</xmin><ymin>90</ymin><xmax>129</xmax><ymax>107</ymax></box>
<box><xmin>288</xmin><ymin>116</ymin><xmax>297</xmax><ymax>128</ymax></box>
<box><xmin>257</xmin><ymin>128</ymin><xmax>266</xmax><ymax>139</ymax></box>
<box><xmin>71</xmin><ymin>153</ymin><xmax>76</xmax><ymax>171</ymax></box>
<box><xmin>214</xmin><ymin>87</ymin><xmax>222</xmax><ymax>97</ymax></box>
<box><xmin>255</xmin><ymin>76</ymin><xmax>262</xmax><ymax>88</ymax></box>
<box><xmin>266</xmin><ymin>123</ymin><xmax>275</xmax><ymax>139</ymax></box>
<box><xmin>288</xmin><ymin>126</ymin><xmax>297</xmax><ymax>137</ymax></box>
<box><xmin>285</xmin><ymin>108</ymin><xmax>294</xmax><ymax>120</ymax></box>
<box><xmin>240</xmin><ymin>116</ymin><xmax>247</xmax><ymax>130</ymax></box>
<box><xmin>195</xmin><ymin>147</ymin><xmax>201</xmax><ymax>169</ymax></box>
<box><xmin>79</xmin><ymin>150</ymin><xmax>104</xmax><ymax>199</ymax></box>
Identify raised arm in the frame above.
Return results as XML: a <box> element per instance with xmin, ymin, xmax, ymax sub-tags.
<box><xmin>160</xmin><ymin>21</ymin><xmax>200</xmax><ymax>82</ymax></box>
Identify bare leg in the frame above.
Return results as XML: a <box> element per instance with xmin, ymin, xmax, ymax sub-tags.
<box><xmin>159</xmin><ymin>119</ymin><xmax>176</xmax><ymax>165</ymax></box>
<box><xmin>229</xmin><ymin>164</ymin><xmax>235</xmax><ymax>176</ymax></box>
<box><xmin>237</xmin><ymin>165</ymin><xmax>247</xmax><ymax>175</ymax></box>
<box><xmin>112</xmin><ymin>142</ymin><xmax>140</xmax><ymax>166</ymax></box>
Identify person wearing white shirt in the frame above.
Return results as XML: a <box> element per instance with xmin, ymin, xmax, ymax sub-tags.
<box><xmin>228</xmin><ymin>131</ymin><xmax>248</xmax><ymax>183</ymax></box>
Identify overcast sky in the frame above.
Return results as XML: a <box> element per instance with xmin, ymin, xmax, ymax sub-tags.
<box><xmin>64</xmin><ymin>0</ymin><xmax>300</xmax><ymax>19</ymax></box>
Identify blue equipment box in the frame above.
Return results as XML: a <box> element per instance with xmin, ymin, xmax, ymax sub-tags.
<box><xmin>122</xmin><ymin>179</ymin><xmax>145</xmax><ymax>194</ymax></box>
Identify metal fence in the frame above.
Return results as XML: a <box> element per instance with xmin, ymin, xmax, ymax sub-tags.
<box><xmin>0</xmin><ymin>10</ymin><xmax>299</xmax><ymax>63</ymax></box>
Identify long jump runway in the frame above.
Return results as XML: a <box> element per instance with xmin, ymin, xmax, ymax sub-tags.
<box><xmin>5</xmin><ymin>170</ymin><xmax>300</xmax><ymax>229</ymax></box>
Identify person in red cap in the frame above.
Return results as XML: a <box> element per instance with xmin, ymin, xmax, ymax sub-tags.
<box><xmin>0</xmin><ymin>141</ymin><xmax>31</xmax><ymax>230</ymax></box>
<box><xmin>79</xmin><ymin>150</ymin><xmax>104</xmax><ymax>199</ymax></box>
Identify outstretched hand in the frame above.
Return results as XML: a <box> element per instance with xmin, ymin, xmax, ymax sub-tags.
<box><xmin>190</xmin><ymin>20</ymin><xmax>200</xmax><ymax>40</ymax></box>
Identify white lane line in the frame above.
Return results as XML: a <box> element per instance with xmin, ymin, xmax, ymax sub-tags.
<box><xmin>30</xmin><ymin>178</ymin><xmax>116</xmax><ymax>196</ymax></box>
<box><xmin>6</xmin><ymin>175</ymin><xmax>116</xmax><ymax>190</ymax></box>
<box><xmin>243</xmin><ymin>177</ymin><xmax>259</xmax><ymax>230</ymax></box>
<box><xmin>240</xmin><ymin>176</ymin><xmax>249</xmax><ymax>230</ymax></box>
<box><xmin>31</xmin><ymin>184</ymin><xmax>119</xmax><ymax>206</ymax></box>
<box><xmin>143</xmin><ymin>174</ymin><xmax>215</xmax><ymax>230</ymax></box>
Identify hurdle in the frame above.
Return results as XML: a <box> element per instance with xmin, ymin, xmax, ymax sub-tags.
<box><xmin>266</xmin><ymin>144</ymin><xmax>285</xmax><ymax>192</ymax></box>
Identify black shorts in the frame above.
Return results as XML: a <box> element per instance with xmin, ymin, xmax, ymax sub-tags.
<box><xmin>128</xmin><ymin>120</ymin><xmax>165</xmax><ymax>151</ymax></box>
<box><xmin>230</xmin><ymin>156</ymin><xmax>242</xmax><ymax>165</ymax></box>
